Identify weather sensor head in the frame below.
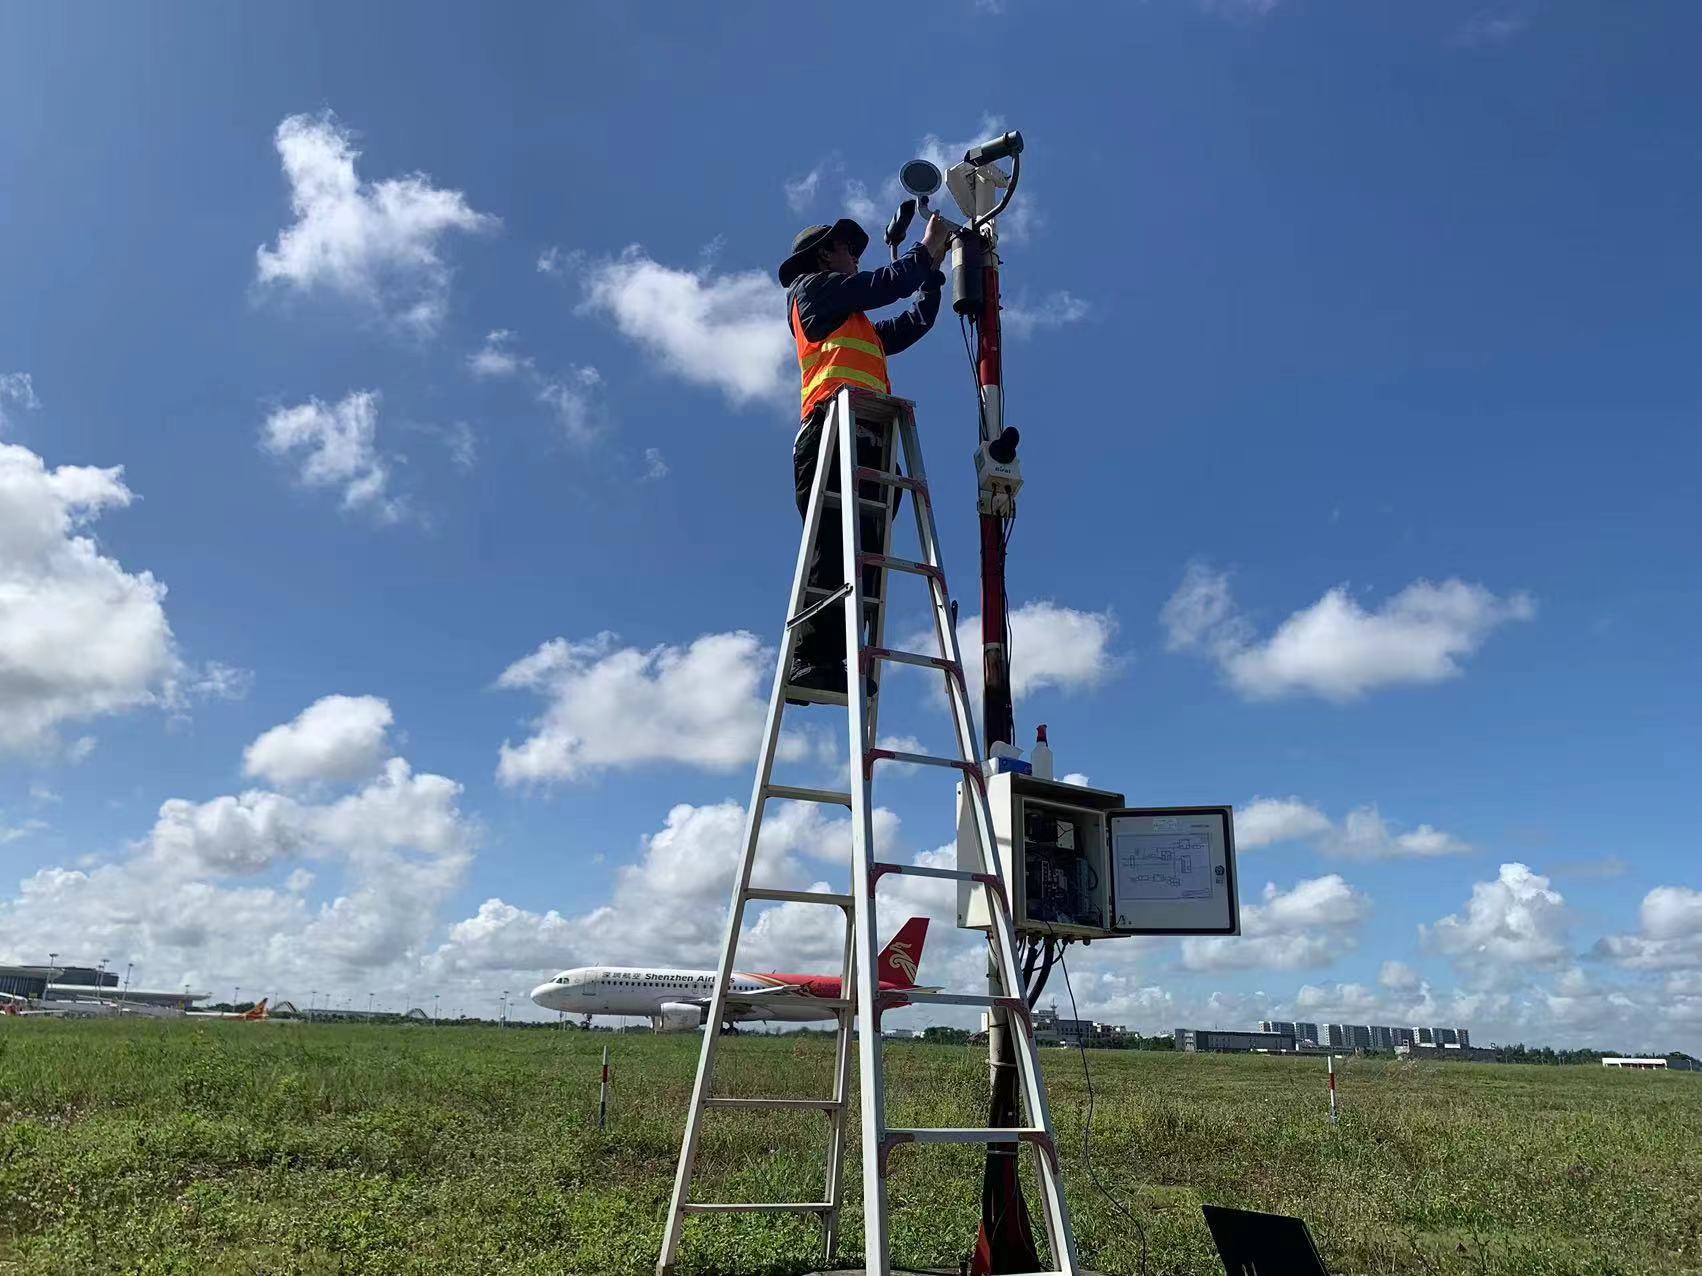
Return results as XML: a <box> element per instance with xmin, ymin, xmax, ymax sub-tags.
<box><xmin>900</xmin><ymin>159</ymin><xmax>943</xmax><ymax>198</ymax></box>
<box><xmin>964</xmin><ymin>130</ymin><xmax>1024</xmax><ymax>167</ymax></box>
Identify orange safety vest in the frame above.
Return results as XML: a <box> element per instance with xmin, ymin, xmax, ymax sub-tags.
<box><xmin>792</xmin><ymin>301</ymin><xmax>890</xmax><ymax>420</ymax></box>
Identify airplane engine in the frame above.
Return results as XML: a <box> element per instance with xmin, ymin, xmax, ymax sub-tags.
<box><xmin>655</xmin><ymin>1002</ymin><xmax>705</xmax><ymax>1033</ymax></box>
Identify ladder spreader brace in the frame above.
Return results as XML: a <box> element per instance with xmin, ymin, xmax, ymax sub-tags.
<box><xmin>655</xmin><ymin>387</ymin><xmax>1082</xmax><ymax>1276</ymax></box>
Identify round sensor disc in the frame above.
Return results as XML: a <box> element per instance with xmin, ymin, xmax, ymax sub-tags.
<box><xmin>899</xmin><ymin>159</ymin><xmax>942</xmax><ymax>197</ymax></box>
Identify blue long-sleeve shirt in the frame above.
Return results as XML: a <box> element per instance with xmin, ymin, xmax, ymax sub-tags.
<box><xmin>787</xmin><ymin>243</ymin><xmax>945</xmax><ymax>412</ymax></box>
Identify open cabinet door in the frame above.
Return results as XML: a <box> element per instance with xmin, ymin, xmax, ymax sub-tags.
<box><xmin>1107</xmin><ymin>806</ymin><xmax>1240</xmax><ymax>936</ymax></box>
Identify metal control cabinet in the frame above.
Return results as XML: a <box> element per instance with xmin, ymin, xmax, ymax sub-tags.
<box><xmin>958</xmin><ymin>774</ymin><xmax>1240</xmax><ymax>939</ymax></box>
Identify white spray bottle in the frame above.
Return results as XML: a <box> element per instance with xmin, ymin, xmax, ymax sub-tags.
<box><xmin>1031</xmin><ymin>724</ymin><xmax>1054</xmax><ymax>781</ymax></box>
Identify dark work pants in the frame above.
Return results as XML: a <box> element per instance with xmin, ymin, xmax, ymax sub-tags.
<box><xmin>792</xmin><ymin>404</ymin><xmax>896</xmax><ymax>669</ymax></box>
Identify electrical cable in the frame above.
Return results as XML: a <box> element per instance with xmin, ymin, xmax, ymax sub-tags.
<box><xmin>959</xmin><ymin>313</ymin><xmax>987</xmax><ymax>442</ymax></box>
<box><xmin>1021</xmin><ymin>935</ymin><xmax>1041</xmax><ymax>991</ymax></box>
<box><xmin>1055</xmin><ymin>941</ymin><xmax>1150</xmax><ymax>1276</ymax></box>
<box><xmin>1028</xmin><ymin>937</ymin><xmax>1056</xmax><ymax>1006</ymax></box>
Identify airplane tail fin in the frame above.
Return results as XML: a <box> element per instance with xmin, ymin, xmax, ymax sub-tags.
<box><xmin>243</xmin><ymin>998</ymin><xmax>269</xmax><ymax>1021</ymax></box>
<box><xmin>877</xmin><ymin>917</ymin><xmax>929</xmax><ymax>988</ymax></box>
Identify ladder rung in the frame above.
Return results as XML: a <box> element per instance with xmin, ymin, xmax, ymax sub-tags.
<box><xmin>786</xmin><ymin>582</ymin><xmax>851</xmax><ymax>632</ymax></box>
<box><xmin>744</xmin><ymin>887</ymin><xmax>853</xmax><ymax>908</ymax></box>
<box><xmin>703</xmin><ymin>1096</ymin><xmax>843</xmax><ymax>1111</ymax></box>
<box><xmin>853</xmin><ymin>465</ymin><xmax>928</xmax><ymax>495</ymax></box>
<box><xmin>872</xmin><ymin>861</ymin><xmax>1001</xmax><ymax>885</ymax></box>
<box><xmin>823</xmin><ymin>491</ymin><xmax>890</xmax><ymax>513</ymax></box>
<box><xmin>894</xmin><ymin>991</ymin><xmax>1027</xmax><ymax>1010</ymax></box>
<box><xmin>864</xmin><ymin>646</ymin><xmax>955</xmax><ymax>672</ymax></box>
<box><xmin>782</xmin><ymin>684</ymin><xmax>849</xmax><ymax>706</ymax></box>
<box><xmin>764</xmin><ymin>784</ymin><xmax>852</xmax><ymax>806</ymax></box>
<box><xmin>805</xmin><ymin>584</ymin><xmax>881</xmax><ymax>608</ymax></box>
<box><xmin>867</xmin><ymin>748</ymin><xmax>974</xmax><ymax>774</ymax></box>
<box><xmin>884</xmin><ymin>1127</ymin><xmax>1046</xmax><ymax>1145</ymax></box>
<box><xmin>681</xmin><ymin>1201</ymin><xmax>832</xmax><ymax>1215</ymax></box>
<box><xmin>860</xmin><ymin>552</ymin><xmax>942</xmax><ymax>582</ymax></box>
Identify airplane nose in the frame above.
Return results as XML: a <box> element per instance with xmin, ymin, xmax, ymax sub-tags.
<box><xmin>529</xmin><ymin>981</ymin><xmax>557</xmax><ymax>1007</ymax></box>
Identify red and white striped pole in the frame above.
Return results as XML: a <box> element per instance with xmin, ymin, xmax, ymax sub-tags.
<box><xmin>599</xmin><ymin>1044</ymin><xmax>610</xmax><ymax>1131</ymax></box>
<box><xmin>1327</xmin><ymin>1054</ymin><xmax>1339</xmax><ymax>1125</ymax></box>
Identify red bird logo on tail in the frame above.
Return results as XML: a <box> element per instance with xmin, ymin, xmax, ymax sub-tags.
<box><xmin>877</xmin><ymin>918</ymin><xmax>929</xmax><ymax>987</ymax></box>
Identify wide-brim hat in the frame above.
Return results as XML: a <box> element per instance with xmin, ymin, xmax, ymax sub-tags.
<box><xmin>777</xmin><ymin>218</ymin><xmax>869</xmax><ymax>287</ymax></box>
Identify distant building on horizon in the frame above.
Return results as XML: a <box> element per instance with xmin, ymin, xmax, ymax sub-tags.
<box><xmin>1176</xmin><ymin>1028</ymin><xmax>1294</xmax><ymax>1054</ymax></box>
<box><xmin>1257</xmin><ymin>1019</ymin><xmax>1473</xmax><ymax>1055</ymax></box>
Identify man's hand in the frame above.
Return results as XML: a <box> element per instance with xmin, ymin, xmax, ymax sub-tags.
<box><xmin>921</xmin><ymin>214</ymin><xmax>952</xmax><ymax>266</ymax></box>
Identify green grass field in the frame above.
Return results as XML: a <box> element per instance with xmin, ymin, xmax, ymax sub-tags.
<box><xmin>1</xmin><ymin>1021</ymin><xmax>1698</xmax><ymax>1275</ymax></box>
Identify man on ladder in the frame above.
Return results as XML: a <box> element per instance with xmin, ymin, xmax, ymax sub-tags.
<box><xmin>778</xmin><ymin>213</ymin><xmax>952</xmax><ymax>701</ymax></box>
<box><xmin>658</xmin><ymin>212</ymin><xmax>1083</xmax><ymax>1276</ymax></box>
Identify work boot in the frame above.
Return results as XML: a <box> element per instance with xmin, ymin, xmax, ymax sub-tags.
<box><xmin>785</xmin><ymin>659</ymin><xmax>847</xmax><ymax>705</ymax></box>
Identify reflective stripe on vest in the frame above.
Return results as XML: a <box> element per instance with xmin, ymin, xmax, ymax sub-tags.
<box><xmin>792</xmin><ymin>301</ymin><xmax>889</xmax><ymax>419</ymax></box>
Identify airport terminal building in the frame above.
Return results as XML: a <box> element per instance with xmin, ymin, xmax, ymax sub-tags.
<box><xmin>0</xmin><ymin>964</ymin><xmax>203</xmax><ymax>1010</ymax></box>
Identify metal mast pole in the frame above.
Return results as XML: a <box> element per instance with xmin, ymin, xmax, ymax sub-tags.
<box><xmin>972</xmin><ymin>222</ymin><xmax>1038</xmax><ymax>1275</ymax></box>
<box><xmin>978</xmin><ymin>257</ymin><xmax>1014</xmax><ymax>755</ymax></box>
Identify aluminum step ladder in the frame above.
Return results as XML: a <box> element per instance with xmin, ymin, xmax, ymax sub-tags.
<box><xmin>656</xmin><ymin>387</ymin><xmax>1081</xmax><ymax>1276</ymax></box>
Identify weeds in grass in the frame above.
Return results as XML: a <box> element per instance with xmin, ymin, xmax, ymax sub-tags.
<box><xmin>1</xmin><ymin>1023</ymin><xmax>1697</xmax><ymax>1274</ymax></box>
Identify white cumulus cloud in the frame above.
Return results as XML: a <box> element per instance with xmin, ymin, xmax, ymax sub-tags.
<box><xmin>1324</xmin><ymin>805</ymin><xmax>1471</xmax><ymax>859</ymax></box>
<box><xmin>1</xmin><ymin>701</ymin><xmax>477</xmax><ymax>997</ymax></box>
<box><xmin>1162</xmin><ymin>563</ymin><xmax>1534</xmax><ymax>702</ymax></box>
<box><xmin>256</xmin><ymin>111</ymin><xmax>496</xmax><ymax>335</ymax></box>
<box><xmin>580</xmin><ymin>249</ymin><xmax>791</xmax><ymax>408</ymax></box>
<box><xmin>1233</xmin><ymin>796</ymin><xmax>1467</xmax><ymax>859</ymax></box>
<box><xmin>1423</xmin><ymin>862</ymin><xmax>1571</xmax><ymax>970</ymax></box>
<box><xmin>1379</xmin><ymin>959</ymin><xmax>1422</xmax><ymax>991</ymax></box>
<box><xmin>0</xmin><ymin>442</ymin><xmax>181</xmax><ymax>754</ymax></box>
<box><xmin>1182</xmin><ymin>874</ymin><xmax>1370</xmax><ymax>972</ymax></box>
<box><xmin>1592</xmin><ymin>885</ymin><xmax>1702</xmax><ymax>971</ymax></box>
<box><xmin>1236</xmin><ymin>796</ymin><xmax>1332</xmax><ymax>850</ymax></box>
<box><xmin>495</xmin><ymin>630</ymin><xmax>806</xmax><ymax>786</ymax></box>
<box><xmin>243</xmin><ymin>694</ymin><xmax>395</xmax><ymax>787</ymax></box>
<box><xmin>429</xmin><ymin>799</ymin><xmax>902</xmax><ymax>979</ymax></box>
<box><xmin>950</xmin><ymin>601</ymin><xmax>1120</xmax><ymax>711</ymax></box>
<box><xmin>260</xmin><ymin>390</ymin><xmax>403</xmax><ymax>522</ymax></box>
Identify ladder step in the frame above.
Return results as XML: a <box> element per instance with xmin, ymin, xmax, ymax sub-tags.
<box><xmin>873</xmin><ymin>860</ymin><xmax>1000</xmax><ymax>885</ymax></box>
<box><xmin>867</xmin><ymin>748</ymin><xmax>975</xmax><ymax>774</ymax></box>
<box><xmin>764</xmin><ymin>784</ymin><xmax>852</xmax><ymax>807</ymax></box>
<box><xmin>885</xmin><ymin>1127</ymin><xmax>1047</xmax><ymax>1145</ymax></box>
<box><xmin>804</xmin><ymin>584</ymin><xmax>881</xmax><ymax>608</ymax></box>
<box><xmin>859</xmin><ymin>552</ymin><xmax>942</xmax><ymax>582</ymax></box>
<box><xmin>823</xmin><ymin>491</ymin><xmax>890</xmax><ymax>513</ymax></box>
<box><xmin>846</xmin><ymin>387</ymin><xmax>912</xmax><ymax>424</ymax></box>
<box><xmin>744</xmin><ymin>887</ymin><xmax>853</xmax><ymax>908</ymax></box>
<box><xmin>864</xmin><ymin>646</ymin><xmax>956</xmax><ymax>673</ymax></box>
<box><xmin>681</xmin><ymin>1201</ymin><xmax>832</xmax><ymax>1215</ymax></box>
<box><xmin>894</xmin><ymin>991</ymin><xmax>1027</xmax><ymax>1011</ymax></box>
<box><xmin>786</xmin><ymin>582</ymin><xmax>852</xmax><ymax>632</ymax></box>
<box><xmin>702</xmin><ymin>1096</ymin><xmax>842</xmax><ymax>1111</ymax></box>
<box><xmin>782</xmin><ymin>684</ymin><xmax>849</xmax><ymax>707</ymax></box>
<box><xmin>853</xmin><ymin>465</ymin><xmax>927</xmax><ymax>495</ymax></box>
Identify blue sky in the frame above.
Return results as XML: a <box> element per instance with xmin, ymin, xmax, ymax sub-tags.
<box><xmin>1</xmin><ymin>1</ymin><xmax>1697</xmax><ymax>1047</ymax></box>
